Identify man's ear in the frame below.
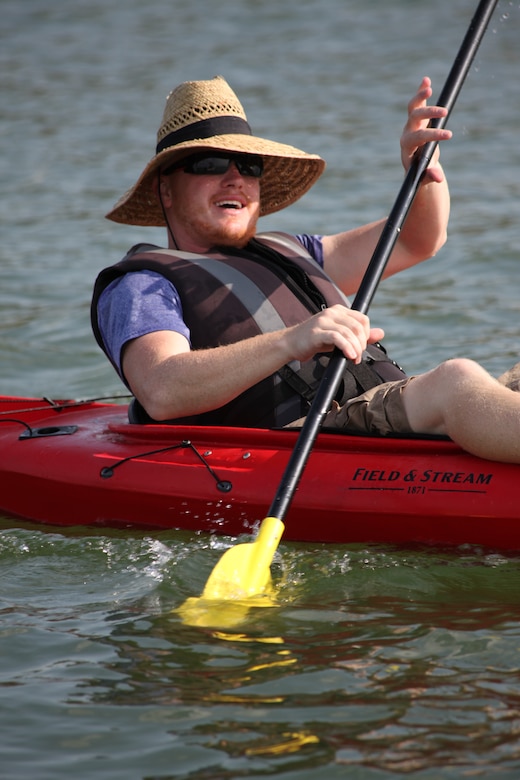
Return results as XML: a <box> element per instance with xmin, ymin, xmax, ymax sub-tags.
<box><xmin>155</xmin><ymin>173</ymin><xmax>173</xmax><ymax>207</ymax></box>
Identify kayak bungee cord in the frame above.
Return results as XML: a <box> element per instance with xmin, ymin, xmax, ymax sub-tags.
<box><xmin>99</xmin><ymin>439</ymin><xmax>232</xmax><ymax>492</ymax></box>
<box><xmin>0</xmin><ymin>394</ymin><xmax>133</xmax><ymax>417</ymax></box>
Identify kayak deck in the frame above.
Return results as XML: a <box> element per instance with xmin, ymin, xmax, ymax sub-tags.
<box><xmin>0</xmin><ymin>396</ymin><xmax>518</xmax><ymax>548</ymax></box>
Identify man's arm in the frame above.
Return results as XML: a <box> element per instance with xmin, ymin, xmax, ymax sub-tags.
<box><xmin>322</xmin><ymin>77</ymin><xmax>452</xmax><ymax>296</ymax></box>
<box><xmin>122</xmin><ymin>306</ymin><xmax>384</xmax><ymax>421</ymax></box>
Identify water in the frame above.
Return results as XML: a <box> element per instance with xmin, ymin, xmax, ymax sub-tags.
<box><xmin>3</xmin><ymin>525</ymin><xmax>520</xmax><ymax>778</ymax></box>
<box><xmin>2</xmin><ymin>0</ymin><xmax>520</xmax><ymax>776</ymax></box>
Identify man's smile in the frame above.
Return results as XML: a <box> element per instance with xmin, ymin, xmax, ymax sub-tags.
<box><xmin>215</xmin><ymin>199</ymin><xmax>245</xmax><ymax>210</ymax></box>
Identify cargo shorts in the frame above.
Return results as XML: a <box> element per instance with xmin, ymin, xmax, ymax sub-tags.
<box><xmin>285</xmin><ymin>377</ymin><xmax>414</xmax><ymax>435</ymax></box>
<box><xmin>322</xmin><ymin>377</ymin><xmax>414</xmax><ymax>435</ymax></box>
<box><xmin>316</xmin><ymin>360</ymin><xmax>520</xmax><ymax>436</ymax></box>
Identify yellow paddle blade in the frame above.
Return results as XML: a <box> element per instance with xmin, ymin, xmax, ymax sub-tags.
<box><xmin>177</xmin><ymin>595</ymin><xmax>274</xmax><ymax>629</ymax></box>
<box><xmin>201</xmin><ymin>516</ymin><xmax>284</xmax><ymax>600</ymax></box>
<box><xmin>176</xmin><ymin>516</ymin><xmax>284</xmax><ymax>628</ymax></box>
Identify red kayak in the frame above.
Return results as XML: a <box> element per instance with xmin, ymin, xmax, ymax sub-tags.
<box><xmin>0</xmin><ymin>394</ymin><xmax>518</xmax><ymax>549</ymax></box>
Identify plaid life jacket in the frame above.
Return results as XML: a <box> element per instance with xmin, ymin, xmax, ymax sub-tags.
<box><xmin>91</xmin><ymin>232</ymin><xmax>406</xmax><ymax>426</ymax></box>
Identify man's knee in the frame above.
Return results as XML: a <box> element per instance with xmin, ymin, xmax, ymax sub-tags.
<box><xmin>426</xmin><ymin>358</ymin><xmax>491</xmax><ymax>389</ymax></box>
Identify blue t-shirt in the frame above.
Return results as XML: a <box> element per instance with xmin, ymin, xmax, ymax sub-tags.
<box><xmin>97</xmin><ymin>234</ymin><xmax>324</xmax><ymax>375</ymax></box>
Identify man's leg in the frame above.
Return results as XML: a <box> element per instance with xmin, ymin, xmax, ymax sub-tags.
<box><xmin>402</xmin><ymin>358</ymin><xmax>520</xmax><ymax>463</ymax></box>
<box><xmin>497</xmin><ymin>362</ymin><xmax>520</xmax><ymax>391</ymax></box>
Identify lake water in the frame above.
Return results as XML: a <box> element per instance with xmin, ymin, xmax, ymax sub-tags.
<box><xmin>2</xmin><ymin>0</ymin><xmax>520</xmax><ymax>777</ymax></box>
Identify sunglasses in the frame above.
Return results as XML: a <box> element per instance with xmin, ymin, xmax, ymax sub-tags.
<box><xmin>162</xmin><ymin>152</ymin><xmax>264</xmax><ymax>179</ymax></box>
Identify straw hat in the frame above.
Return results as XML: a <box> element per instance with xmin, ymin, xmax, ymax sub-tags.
<box><xmin>106</xmin><ymin>76</ymin><xmax>325</xmax><ymax>226</ymax></box>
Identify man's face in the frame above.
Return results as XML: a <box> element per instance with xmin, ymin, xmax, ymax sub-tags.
<box><xmin>161</xmin><ymin>157</ymin><xmax>261</xmax><ymax>252</ymax></box>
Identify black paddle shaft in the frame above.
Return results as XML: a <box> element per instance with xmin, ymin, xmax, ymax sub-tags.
<box><xmin>268</xmin><ymin>0</ymin><xmax>499</xmax><ymax>522</ymax></box>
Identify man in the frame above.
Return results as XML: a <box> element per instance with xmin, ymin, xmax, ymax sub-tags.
<box><xmin>92</xmin><ymin>76</ymin><xmax>520</xmax><ymax>463</ymax></box>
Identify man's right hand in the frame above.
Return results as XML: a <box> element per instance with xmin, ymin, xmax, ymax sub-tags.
<box><xmin>281</xmin><ymin>304</ymin><xmax>384</xmax><ymax>365</ymax></box>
